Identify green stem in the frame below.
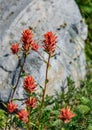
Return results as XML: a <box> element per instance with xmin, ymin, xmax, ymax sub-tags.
<box><xmin>5</xmin><ymin>116</ymin><xmax>8</xmax><ymax>130</ymax></box>
<box><xmin>27</xmin><ymin>107</ymin><xmax>31</xmax><ymax>130</ymax></box>
<box><xmin>38</xmin><ymin>54</ymin><xmax>50</xmax><ymax>129</ymax></box>
<box><xmin>41</xmin><ymin>54</ymin><xmax>50</xmax><ymax>108</ymax></box>
<box><xmin>9</xmin><ymin>115</ymin><xmax>13</xmax><ymax>130</ymax></box>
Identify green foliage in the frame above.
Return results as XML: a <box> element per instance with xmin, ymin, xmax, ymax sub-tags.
<box><xmin>0</xmin><ymin>110</ymin><xmax>6</xmax><ymax>129</ymax></box>
<box><xmin>10</xmin><ymin>77</ymin><xmax>91</xmax><ymax>130</ymax></box>
<box><xmin>11</xmin><ymin>77</ymin><xmax>92</xmax><ymax>130</ymax></box>
<box><xmin>87</xmin><ymin>125</ymin><xmax>92</xmax><ymax>130</ymax></box>
<box><xmin>77</xmin><ymin>105</ymin><xmax>90</xmax><ymax>114</ymax></box>
<box><xmin>0</xmin><ymin>69</ymin><xmax>92</xmax><ymax>129</ymax></box>
<box><xmin>80</xmin><ymin>96</ymin><xmax>90</xmax><ymax>104</ymax></box>
<box><xmin>75</xmin><ymin>0</ymin><xmax>92</xmax><ymax>79</ymax></box>
<box><xmin>54</xmin><ymin>77</ymin><xmax>92</xmax><ymax>130</ymax></box>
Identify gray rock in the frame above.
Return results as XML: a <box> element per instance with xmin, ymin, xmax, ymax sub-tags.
<box><xmin>0</xmin><ymin>0</ymin><xmax>87</xmax><ymax>107</ymax></box>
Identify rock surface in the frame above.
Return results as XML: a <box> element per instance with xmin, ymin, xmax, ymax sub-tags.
<box><xmin>0</xmin><ymin>0</ymin><xmax>87</xmax><ymax>107</ymax></box>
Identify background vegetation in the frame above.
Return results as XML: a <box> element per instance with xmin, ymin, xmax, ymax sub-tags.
<box><xmin>75</xmin><ymin>0</ymin><xmax>92</xmax><ymax>80</ymax></box>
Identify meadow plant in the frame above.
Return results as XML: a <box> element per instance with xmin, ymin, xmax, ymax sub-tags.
<box><xmin>1</xmin><ymin>29</ymin><xmax>75</xmax><ymax>130</ymax></box>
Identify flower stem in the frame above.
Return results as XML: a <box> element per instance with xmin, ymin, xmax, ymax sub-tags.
<box><xmin>10</xmin><ymin>53</ymin><xmax>27</xmax><ymax>101</ymax></box>
<box><xmin>5</xmin><ymin>116</ymin><xmax>8</xmax><ymax>130</ymax></box>
<box><xmin>41</xmin><ymin>54</ymin><xmax>50</xmax><ymax>108</ymax></box>
<box><xmin>27</xmin><ymin>107</ymin><xmax>31</xmax><ymax>130</ymax></box>
<box><xmin>9</xmin><ymin>115</ymin><xmax>13</xmax><ymax>130</ymax></box>
<box><xmin>38</xmin><ymin>54</ymin><xmax>50</xmax><ymax>129</ymax></box>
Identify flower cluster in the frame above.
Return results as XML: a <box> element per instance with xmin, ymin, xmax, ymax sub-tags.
<box><xmin>7</xmin><ymin>102</ymin><xmax>18</xmax><ymax>113</ymax></box>
<box><xmin>17</xmin><ymin>109</ymin><xmax>28</xmax><ymax>123</ymax></box>
<box><xmin>25</xmin><ymin>97</ymin><xmax>37</xmax><ymax>108</ymax></box>
<box><xmin>43</xmin><ymin>31</ymin><xmax>57</xmax><ymax>56</ymax></box>
<box><xmin>11</xmin><ymin>43</ymin><xmax>19</xmax><ymax>54</ymax></box>
<box><xmin>59</xmin><ymin>107</ymin><xmax>76</xmax><ymax>123</ymax></box>
<box><xmin>21</xmin><ymin>29</ymin><xmax>34</xmax><ymax>52</ymax></box>
<box><xmin>32</xmin><ymin>43</ymin><xmax>40</xmax><ymax>52</ymax></box>
<box><xmin>7</xmin><ymin>102</ymin><xmax>29</xmax><ymax>123</ymax></box>
<box><xmin>10</xmin><ymin>29</ymin><xmax>40</xmax><ymax>55</ymax></box>
<box><xmin>23</xmin><ymin>76</ymin><xmax>36</xmax><ymax>93</ymax></box>
<box><xmin>10</xmin><ymin>30</ymin><xmax>57</xmax><ymax>56</ymax></box>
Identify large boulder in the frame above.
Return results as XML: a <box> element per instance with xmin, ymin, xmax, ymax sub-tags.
<box><xmin>0</xmin><ymin>0</ymin><xmax>87</xmax><ymax>107</ymax></box>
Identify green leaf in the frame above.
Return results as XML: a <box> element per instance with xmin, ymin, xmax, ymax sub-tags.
<box><xmin>41</xmin><ymin>108</ymin><xmax>51</xmax><ymax>123</ymax></box>
<box><xmin>52</xmin><ymin>110</ymin><xmax>59</xmax><ymax>116</ymax></box>
<box><xmin>45</xmin><ymin>79</ymin><xmax>49</xmax><ymax>84</ymax></box>
<box><xmin>80</xmin><ymin>5</ymin><xmax>92</xmax><ymax>13</ymax></box>
<box><xmin>0</xmin><ymin>110</ymin><xmax>6</xmax><ymax>128</ymax></box>
<box><xmin>10</xmin><ymin>84</ymin><xmax>15</xmax><ymax>89</ymax></box>
<box><xmin>20</xmin><ymin>72</ymin><xmax>28</xmax><ymax>77</ymax></box>
<box><xmin>51</xmin><ymin>119</ymin><xmax>61</xmax><ymax>127</ymax></box>
<box><xmin>61</xmin><ymin>128</ymin><xmax>65</xmax><ymax>130</ymax></box>
<box><xmin>39</xmin><ymin>85</ymin><xmax>44</xmax><ymax>91</ymax></box>
<box><xmin>77</xmin><ymin>105</ymin><xmax>90</xmax><ymax>114</ymax></box>
<box><xmin>87</xmin><ymin>125</ymin><xmax>92</xmax><ymax>130</ymax></box>
<box><xmin>80</xmin><ymin>97</ymin><xmax>89</xmax><ymax>104</ymax></box>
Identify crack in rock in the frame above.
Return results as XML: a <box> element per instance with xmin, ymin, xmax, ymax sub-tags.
<box><xmin>0</xmin><ymin>65</ymin><xmax>12</xmax><ymax>73</ymax></box>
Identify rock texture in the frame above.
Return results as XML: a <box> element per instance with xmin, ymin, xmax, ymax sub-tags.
<box><xmin>0</xmin><ymin>0</ymin><xmax>87</xmax><ymax>107</ymax></box>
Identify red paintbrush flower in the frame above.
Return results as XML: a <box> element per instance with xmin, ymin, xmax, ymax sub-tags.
<box><xmin>23</xmin><ymin>76</ymin><xmax>36</xmax><ymax>93</ymax></box>
<box><xmin>25</xmin><ymin>97</ymin><xmax>37</xmax><ymax>108</ymax></box>
<box><xmin>21</xmin><ymin>29</ymin><xmax>34</xmax><ymax>52</ymax></box>
<box><xmin>43</xmin><ymin>31</ymin><xmax>57</xmax><ymax>56</ymax></box>
<box><xmin>59</xmin><ymin>107</ymin><xmax>76</xmax><ymax>123</ymax></box>
<box><xmin>32</xmin><ymin>43</ymin><xmax>40</xmax><ymax>52</ymax></box>
<box><xmin>17</xmin><ymin>109</ymin><xmax>28</xmax><ymax>123</ymax></box>
<box><xmin>11</xmin><ymin>43</ymin><xmax>19</xmax><ymax>54</ymax></box>
<box><xmin>7</xmin><ymin>102</ymin><xmax>18</xmax><ymax>113</ymax></box>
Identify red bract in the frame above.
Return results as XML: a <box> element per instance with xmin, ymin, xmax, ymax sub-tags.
<box><xmin>25</xmin><ymin>97</ymin><xmax>37</xmax><ymax>108</ymax></box>
<box><xmin>59</xmin><ymin>107</ymin><xmax>76</xmax><ymax>123</ymax></box>
<box><xmin>11</xmin><ymin>43</ymin><xmax>19</xmax><ymax>54</ymax></box>
<box><xmin>43</xmin><ymin>31</ymin><xmax>57</xmax><ymax>56</ymax></box>
<box><xmin>17</xmin><ymin>109</ymin><xmax>28</xmax><ymax>123</ymax></box>
<box><xmin>7</xmin><ymin>102</ymin><xmax>18</xmax><ymax>113</ymax></box>
<box><xmin>23</xmin><ymin>76</ymin><xmax>36</xmax><ymax>93</ymax></box>
<box><xmin>21</xmin><ymin>29</ymin><xmax>34</xmax><ymax>51</ymax></box>
<box><xmin>32</xmin><ymin>43</ymin><xmax>40</xmax><ymax>52</ymax></box>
